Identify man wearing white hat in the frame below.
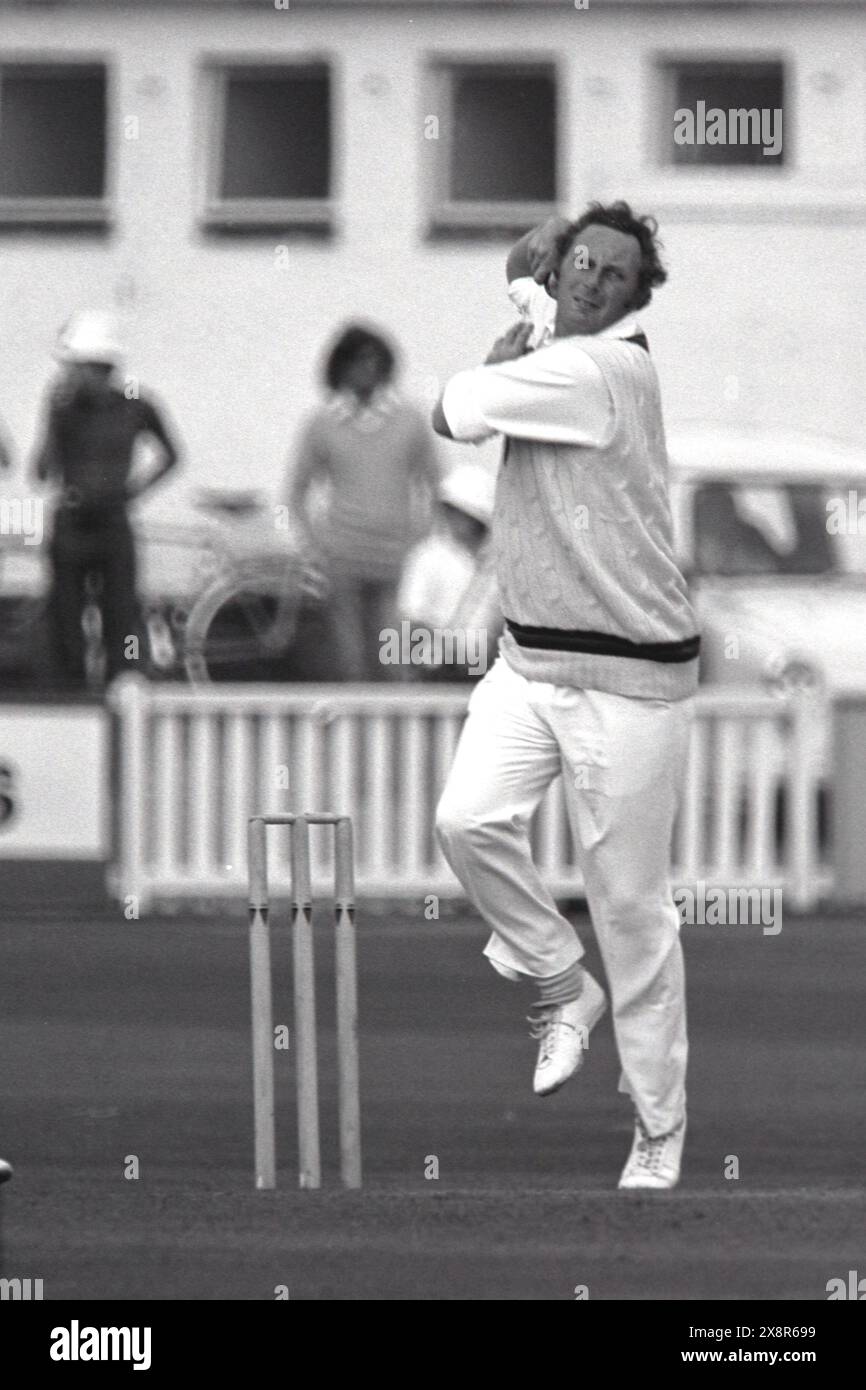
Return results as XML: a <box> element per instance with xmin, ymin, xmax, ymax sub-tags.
<box><xmin>32</xmin><ymin>311</ymin><xmax>181</xmax><ymax>687</ymax></box>
<box><xmin>396</xmin><ymin>462</ymin><xmax>500</xmax><ymax>680</ymax></box>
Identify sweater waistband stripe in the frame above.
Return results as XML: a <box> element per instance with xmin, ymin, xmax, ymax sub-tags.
<box><xmin>505</xmin><ymin>619</ymin><xmax>700</xmax><ymax>664</ymax></box>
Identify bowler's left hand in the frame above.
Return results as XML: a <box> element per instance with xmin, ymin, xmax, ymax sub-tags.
<box><xmin>484</xmin><ymin>322</ymin><xmax>533</xmax><ymax>365</ymax></box>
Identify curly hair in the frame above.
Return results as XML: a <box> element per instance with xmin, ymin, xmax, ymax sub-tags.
<box><xmin>554</xmin><ymin>200</ymin><xmax>668</xmax><ymax>310</ymax></box>
<box><xmin>323</xmin><ymin>324</ymin><xmax>396</xmax><ymax>392</ymax></box>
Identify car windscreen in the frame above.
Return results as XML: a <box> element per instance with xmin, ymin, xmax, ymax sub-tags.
<box><xmin>691</xmin><ymin>483</ymin><xmax>866</xmax><ymax>577</ymax></box>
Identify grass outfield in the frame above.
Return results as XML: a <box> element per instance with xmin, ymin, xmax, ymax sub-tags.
<box><xmin>1</xmin><ymin>905</ymin><xmax>864</xmax><ymax>1300</ymax></box>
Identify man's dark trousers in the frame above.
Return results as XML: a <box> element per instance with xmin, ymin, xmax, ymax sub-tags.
<box><xmin>48</xmin><ymin>503</ymin><xmax>139</xmax><ymax>686</ymax></box>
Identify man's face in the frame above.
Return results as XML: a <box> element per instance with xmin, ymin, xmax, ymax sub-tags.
<box><xmin>553</xmin><ymin>223</ymin><xmax>642</xmax><ymax>337</ymax></box>
<box><xmin>341</xmin><ymin>345</ymin><xmax>388</xmax><ymax>400</ymax></box>
<box><xmin>67</xmin><ymin>361</ymin><xmax>114</xmax><ymax>398</ymax></box>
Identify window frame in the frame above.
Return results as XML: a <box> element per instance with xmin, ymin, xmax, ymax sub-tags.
<box><xmin>425</xmin><ymin>53</ymin><xmax>561</xmax><ymax>237</ymax></box>
<box><xmin>658</xmin><ymin>54</ymin><xmax>787</xmax><ymax>173</ymax></box>
<box><xmin>0</xmin><ymin>55</ymin><xmax>113</xmax><ymax>228</ymax></box>
<box><xmin>614</xmin><ymin>49</ymin><xmax>824</xmax><ymax>221</ymax></box>
<box><xmin>199</xmin><ymin>55</ymin><xmax>335</xmax><ymax>233</ymax></box>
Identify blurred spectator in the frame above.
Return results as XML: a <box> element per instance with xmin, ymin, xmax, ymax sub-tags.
<box><xmin>31</xmin><ymin>311</ymin><xmax>181</xmax><ymax>689</ymax></box>
<box><xmin>398</xmin><ymin>463</ymin><xmax>500</xmax><ymax>680</ymax></box>
<box><xmin>284</xmin><ymin>323</ymin><xmax>440</xmax><ymax>680</ymax></box>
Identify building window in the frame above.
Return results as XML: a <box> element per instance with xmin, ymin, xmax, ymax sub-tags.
<box><xmin>204</xmin><ymin>63</ymin><xmax>332</xmax><ymax>230</ymax></box>
<box><xmin>429</xmin><ymin>62</ymin><xmax>557</xmax><ymax>233</ymax></box>
<box><xmin>661</xmin><ymin>60</ymin><xmax>785</xmax><ymax>168</ymax></box>
<box><xmin>0</xmin><ymin>63</ymin><xmax>108</xmax><ymax>224</ymax></box>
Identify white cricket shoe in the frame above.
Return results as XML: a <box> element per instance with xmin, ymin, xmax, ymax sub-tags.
<box><xmin>618</xmin><ymin>1115</ymin><xmax>686</xmax><ymax>1190</ymax></box>
<box><xmin>0</xmin><ymin>1157</ymin><xmax>12</xmax><ymax>1185</ymax></box>
<box><xmin>528</xmin><ymin>972</ymin><xmax>607</xmax><ymax>1096</ymax></box>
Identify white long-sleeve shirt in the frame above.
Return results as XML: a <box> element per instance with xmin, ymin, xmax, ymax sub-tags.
<box><xmin>442</xmin><ymin>279</ymin><xmax>644</xmax><ymax>448</ymax></box>
<box><xmin>438</xmin><ymin>299</ymin><xmax>699</xmax><ymax>700</ymax></box>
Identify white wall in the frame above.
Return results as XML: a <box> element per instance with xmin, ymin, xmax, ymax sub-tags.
<box><xmin>0</xmin><ymin>2</ymin><xmax>863</xmax><ymax>519</ymax></box>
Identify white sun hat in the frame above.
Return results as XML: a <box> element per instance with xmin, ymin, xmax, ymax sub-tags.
<box><xmin>439</xmin><ymin>463</ymin><xmax>497</xmax><ymax>526</ymax></box>
<box><xmin>54</xmin><ymin>310</ymin><xmax>125</xmax><ymax>366</ymax></box>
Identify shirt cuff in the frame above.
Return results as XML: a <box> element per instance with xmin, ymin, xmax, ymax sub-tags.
<box><xmin>441</xmin><ymin>370</ymin><xmax>495</xmax><ymax>443</ymax></box>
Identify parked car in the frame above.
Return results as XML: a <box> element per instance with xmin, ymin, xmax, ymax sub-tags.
<box><xmin>668</xmin><ymin>424</ymin><xmax>866</xmax><ymax>705</ymax></box>
<box><xmin>666</xmin><ymin>425</ymin><xmax>866</xmax><ymax>854</ymax></box>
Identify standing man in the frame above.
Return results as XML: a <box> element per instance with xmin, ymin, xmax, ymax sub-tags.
<box><xmin>285</xmin><ymin>323</ymin><xmax>440</xmax><ymax>680</ymax></box>
<box><xmin>432</xmin><ymin>202</ymin><xmax>700</xmax><ymax>1191</ymax></box>
<box><xmin>32</xmin><ymin>311</ymin><xmax>180</xmax><ymax>688</ymax></box>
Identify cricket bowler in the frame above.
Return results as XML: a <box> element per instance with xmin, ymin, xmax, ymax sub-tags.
<box><xmin>432</xmin><ymin>202</ymin><xmax>700</xmax><ymax>1190</ymax></box>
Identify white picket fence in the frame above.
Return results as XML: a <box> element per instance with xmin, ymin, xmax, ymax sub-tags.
<box><xmin>106</xmin><ymin>675</ymin><xmax>830</xmax><ymax>912</ymax></box>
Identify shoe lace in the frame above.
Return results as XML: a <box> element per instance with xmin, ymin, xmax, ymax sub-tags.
<box><xmin>527</xmin><ymin>1009</ymin><xmax>556</xmax><ymax>1061</ymax></box>
<box><xmin>633</xmin><ymin>1120</ymin><xmax>674</xmax><ymax>1173</ymax></box>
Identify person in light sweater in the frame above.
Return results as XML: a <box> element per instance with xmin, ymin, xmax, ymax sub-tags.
<box><xmin>286</xmin><ymin>323</ymin><xmax>441</xmax><ymax>681</ymax></box>
<box><xmin>432</xmin><ymin>202</ymin><xmax>700</xmax><ymax>1191</ymax></box>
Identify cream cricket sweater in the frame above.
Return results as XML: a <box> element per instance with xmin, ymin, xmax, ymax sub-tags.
<box><xmin>441</xmin><ymin>333</ymin><xmax>700</xmax><ymax>701</ymax></box>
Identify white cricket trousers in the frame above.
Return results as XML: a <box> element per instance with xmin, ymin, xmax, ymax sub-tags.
<box><xmin>435</xmin><ymin>656</ymin><xmax>691</xmax><ymax>1137</ymax></box>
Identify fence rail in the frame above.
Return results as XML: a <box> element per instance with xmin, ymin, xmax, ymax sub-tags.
<box><xmin>107</xmin><ymin>676</ymin><xmax>829</xmax><ymax>912</ymax></box>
